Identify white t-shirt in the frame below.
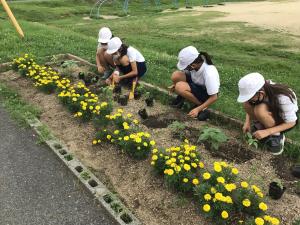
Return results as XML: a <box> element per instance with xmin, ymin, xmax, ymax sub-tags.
<box><xmin>190</xmin><ymin>63</ymin><xmax>220</xmax><ymax>95</ymax></box>
<box><xmin>127</xmin><ymin>47</ymin><xmax>145</xmax><ymax>63</ymax></box>
<box><xmin>278</xmin><ymin>94</ymin><xmax>298</xmax><ymax>123</ymax></box>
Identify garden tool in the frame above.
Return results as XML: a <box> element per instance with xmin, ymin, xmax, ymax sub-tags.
<box><xmin>129</xmin><ymin>77</ymin><xmax>138</xmax><ymax>100</ymax></box>
<box><xmin>1</xmin><ymin>0</ymin><xmax>24</xmax><ymax>38</ymax></box>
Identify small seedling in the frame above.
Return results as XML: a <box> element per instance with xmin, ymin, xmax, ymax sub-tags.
<box><xmin>168</xmin><ymin>121</ymin><xmax>186</xmax><ymax>140</ymax></box>
<box><xmin>61</xmin><ymin>60</ymin><xmax>78</xmax><ymax>68</ymax></box>
<box><xmin>245</xmin><ymin>132</ymin><xmax>258</xmax><ymax>149</ymax></box>
<box><xmin>197</xmin><ymin>126</ymin><xmax>228</xmax><ymax>151</ymax></box>
<box><xmin>273</xmin><ymin>178</ymin><xmax>284</xmax><ymax>190</ymax></box>
<box><xmin>103</xmin><ymin>194</ymin><xmax>113</xmax><ymax>203</ymax></box>
<box><xmin>111</xmin><ymin>202</ymin><xmax>123</xmax><ymax>213</ymax></box>
<box><xmin>80</xmin><ymin>171</ymin><xmax>91</xmax><ymax>180</ymax></box>
<box><xmin>64</xmin><ymin>154</ymin><xmax>73</xmax><ymax>161</ymax></box>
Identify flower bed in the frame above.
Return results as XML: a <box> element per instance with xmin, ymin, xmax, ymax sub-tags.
<box><xmin>11</xmin><ymin>54</ymin><xmax>284</xmax><ymax>225</ymax></box>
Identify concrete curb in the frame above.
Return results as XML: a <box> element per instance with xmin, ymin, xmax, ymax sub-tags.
<box><xmin>27</xmin><ymin>117</ymin><xmax>142</xmax><ymax>225</ymax></box>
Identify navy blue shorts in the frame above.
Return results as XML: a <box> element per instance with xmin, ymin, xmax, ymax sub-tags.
<box><xmin>184</xmin><ymin>70</ymin><xmax>210</xmax><ymax>103</ymax></box>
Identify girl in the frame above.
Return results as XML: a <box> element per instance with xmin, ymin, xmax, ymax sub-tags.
<box><xmin>170</xmin><ymin>46</ymin><xmax>220</xmax><ymax>121</ymax></box>
<box><xmin>105</xmin><ymin>37</ymin><xmax>147</xmax><ymax>86</ymax></box>
<box><xmin>96</xmin><ymin>27</ymin><xmax>115</xmax><ymax>79</ymax></box>
<box><xmin>237</xmin><ymin>73</ymin><xmax>298</xmax><ymax>155</ymax></box>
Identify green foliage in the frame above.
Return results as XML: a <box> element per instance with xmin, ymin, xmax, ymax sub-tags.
<box><xmin>244</xmin><ymin>132</ymin><xmax>258</xmax><ymax>149</ymax></box>
<box><xmin>168</xmin><ymin>121</ymin><xmax>186</xmax><ymax>140</ymax></box>
<box><xmin>272</xmin><ymin>178</ymin><xmax>284</xmax><ymax>190</ymax></box>
<box><xmin>80</xmin><ymin>171</ymin><xmax>91</xmax><ymax>180</ymax></box>
<box><xmin>198</xmin><ymin>126</ymin><xmax>228</xmax><ymax>151</ymax></box>
<box><xmin>36</xmin><ymin>124</ymin><xmax>52</xmax><ymax>144</ymax></box>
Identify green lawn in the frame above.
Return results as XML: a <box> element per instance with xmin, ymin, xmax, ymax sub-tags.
<box><xmin>1</xmin><ymin>0</ymin><xmax>299</xmax><ymax>140</ymax></box>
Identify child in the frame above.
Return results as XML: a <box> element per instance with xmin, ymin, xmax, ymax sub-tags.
<box><xmin>170</xmin><ymin>46</ymin><xmax>220</xmax><ymax>121</ymax></box>
<box><xmin>95</xmin><ymin>27</ymin><xmax>115</xmax><ymax>79</ymax></box>
<box><xmin>105</xmin><ymin>37</ymin><xmax>147</xmax><ymax>86</ymax></box>
<box><xmin>237</xmin><ymin>72</ymin><xmax>298</xmax><ymax>155</ymax></box>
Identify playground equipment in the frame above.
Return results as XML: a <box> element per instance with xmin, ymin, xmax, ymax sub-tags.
<box><xmin>90</xmin><ymin>0</ymin><xmax>193</xmax><ymax>18</ymax></box>
<box><xmin>1</xmin><ymin>0</ymin><xmax>24</xmax><ymax>38</ymax></box>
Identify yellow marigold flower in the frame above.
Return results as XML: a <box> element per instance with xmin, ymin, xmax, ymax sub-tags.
<box><xmin>204</xmin><ymin>194</ymin><xmax>211</xmax><ymax>201</ymax></box>
<box><xmin>225</xmin><ymin>183</ymin><xmax>236</xmax><ymax>192</ymax></box>
<box><xmin>257</xmin><ymin>192</ymin><xmax>264</xmax><ymax>198</ymax></box>
<box><xmin>133</xmin><ymin>119</ymin><xmax>139</xmax><ymax>124</ymax></box>
<box><xmin>172</xmin><ymin>152</ymin><xmax>177</xmax><ymax>157</ymax></box>
<box><xmin>259</xmin><ymin>202</ymin><xmax>268</xmax><ymax>211</ymax></box>
<box><xmin>124</xmin><ymin>136</ymin><xmax>129</xmax><ymax>141</ymax></box>
<box><xmin>232</xmin><ymin>168</ymin><xmax>239</xmax><ymax>175</ymax></box>
<box><xmin>226</xmin><ymin>196</ymin><xmax>233</xmax><ymax>204</ymax></box>
<box><xmin>151</xmin><ymin>161</ymin><xmax>155</xmax><ymax>166</ymax></box>
<box><xmin>135</xmin><ymin>137</ymin><xmax>142</xmax><ymax>143</ymax></box>
<box><xmin>150</xmin><ymin>140</ymin><xmax>156</xmax><ymax>146</ymax></box>
<box><xmin>92</xmin><ymin>140</ymin><xmax>97</xmax><ymax>145</ymax></box>
<box><xmin>126</xmin><ymin>113</ymin><xmax>132</xmax><ymax>118</ymax></box>
<box><xmin>217</xmin><ymin>177</ymin><xmax>225</xmax><ymax>184</ymax></box>
<box><xmin>97</xmin><ymin>139</ymin><xmax>101</xmax><ymax>143</ymax></box>
<box><xmin>220</xmin><ymin>161</ymin><xmax>228</xmax><ymax>167</ymax></box>
<box><xmin>114</xmin><ymin>130</ymin><xmax>120</xmax><ymax>135</ymax></box>
<box><xmin>144</xmin><ymin>132</ymin><xmax>150</xmax><ymax>138</ymax></box>
<box><xmin>270</xmin><ymin>218</ymin><xmax>280</xmax><ymax>225</ymax></box>
<box><xmin>106</xmin><ymin>135</ymin><xmax>111</xmax><ymax>140</ymax></box>
<box><xmin>255</xmin><ymin>217</ymin><xmax>264</xmax><ymax>225</ymax></box>
<box><xmin>143</xmin><ymin>142</ymin><xmax>148</xmax><ymax>147</ymax></box>
<box><xmin>192</xmin><ymin>178</ymin><xmax>199</xmax><ymax>185</ymax></box>
<box><xmin>252</xmin><ymin>185</ymin><xmax>261</xmax><ymax>193</ymax></box>
<box><xmin>100</xmin><ymin>102</ymin><xmax>108</xmax><ymax>107</ymax></box>
<box><xmin>175</xmin><ymin>165</ymin><xmax>181</xmax><ymax>172</ymax></box>
<box><xmin>180</xmin><ymin>159</ymin><xmax>184</xmax><ymax>163</ymax></box>
<box><xmin>203</xmin><ymin>172</ymin><xmax>211</xmax><ymax>180</ymax></box>
<box><xmin>215</xmin><ymin>192</ymin><xmax>223</xmax><ymax>201</ymax></box>
<box><xmin>185</xmin><ymin>156</ymin><xmax>190</xmax><ymax>161</ymax></box>
<box><xmin>95</xmin><ymin>105</ymin><xmax>100</xmax><ymax>110</ymax></box>
<box><xmin>190</xmin><ymin>152</ymin><xmax>196</xmax><ymax>158</ymax></box>
<box><xmin>203</xmin><ymin>204</ymin><xmax>210</xmax><ymax>212</ymax></box>
<box><xmin>183</xmin><ymin>178</ymin><xmax>188</xmax><ymax>183</ymax></box>
<box><xmin>221</xmin><ymin>211</ymin><xmax>228</xmax><ymax>219</ymax></box>
<box><xmin>199</xmin><ymin>162</ymin><xmax>204</xmax><ymax>168</ymax></box>
<box><xmin>152</xmin><ymin>148</ymin><xmax>158</xmax><ymax>153</ymax></box>
<box><xmin>166</xmin><ymin>160</ymin><xmax>172</xmax><ymax>165</ymax></box>
<box><xmin>242</xmin><ymin>199</ymin><xmax>251</xmax><ymax>207</ymax></box>
<box><xmin>191</xmin><ymin>163</ymin><xmax>197</xmax><ymax>168</ymax></box>
<box><xmin>211</xmin><ymin>187</ymin><xmax>216</xmax><ymax>194</ymax></box>
<box><xmin>241</xmin><ymin>181</ymin><xmax>249</xmax><ymax>188</ymax></box>
<box><xmin>214</xmin><ymin>163</ymin><xmax>222</xmax><ymax>172</ymax></box>
<box><xmin>183</xmin><ymin>164</ymin><xmax>191</xmax><ymax>171</ymax></box>
<box><xmin>184</xmin><ymin>139</ymin><xmax>189</xmax><ymax>143</ymax></box>
<box><xmin>167</xmin><ymin>169</ymin><xmax>174</xmax><ymax>176</ymax></box>
<box><xmin>170</xmin><ymin>158</ymin><xmax>176</xmax><ymax>163</ymax></box>
<box><xmin>152</xmin><ymin>155</ymin><xmax>158</xmax><ymax>161</ymax></box>
<box><xmin>77</xmin><ymin>112</ymin><xmax>83</xmax><ymax>117</ymax></box>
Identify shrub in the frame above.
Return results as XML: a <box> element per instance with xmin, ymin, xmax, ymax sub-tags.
<box><xmin>198</xmin><ymin>126</ymin><xmax>228</xmax><ymax>150</ymax></box>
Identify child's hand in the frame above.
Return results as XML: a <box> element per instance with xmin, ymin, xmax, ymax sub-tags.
<box><xmin>105</xmin><ymin>78</ymin><xmax>111</xmax><ymax>85</ymax></box>
<box><xmin>113</xmin><ymin>74</ymin><xmax>121</xmax><ymax>83</ymax></box>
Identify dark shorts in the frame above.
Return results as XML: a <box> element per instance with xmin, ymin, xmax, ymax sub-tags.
<box><xmin>184</xmin><ymin>70</ymin><xmax>210</xmax><ymax>103</ymax></box>
<box><xmin>117</xmin><ymin>61</ymin><xmax>147</xmax><ymax>78</ymax></box>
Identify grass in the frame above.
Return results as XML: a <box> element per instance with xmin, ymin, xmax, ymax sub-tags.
<box><xmin>0</xmin><ymin>0</ymin><xmax>299</xmax><ymax>141</ymax></box>
<box><xmin>36</xmin><ymin>124</ymin><xmax>52</xmax><ymax>144</ymax></box>
<box><xmin>0</xmin><ymin>83</ymin><xmax>41</xmax><ymax>126</ymax></box>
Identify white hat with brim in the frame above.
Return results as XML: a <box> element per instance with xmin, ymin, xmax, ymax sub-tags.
<box><xmin>98</xmin><ymin>27</ymin><xmax>112</xmax><ymax>43</ymax></box>
<box><xmin>237</xmin><ymin>73</ymin><xmax>265</xmax><ymax>103</ymax></box>
<box><xmin>177</xmin><ymin>46</ymin><xmax>199</xmax><ymax>70</ymax></box>
<box><xmin>106</xmin><ymin>37</ymin><xmax>122</xmax><ymax>54</ymax></box>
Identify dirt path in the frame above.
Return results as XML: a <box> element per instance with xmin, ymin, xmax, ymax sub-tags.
<box><xmin>188</xmin><ymin>0</ymin><xmax>300</xmax><ymax>36</ymax></box>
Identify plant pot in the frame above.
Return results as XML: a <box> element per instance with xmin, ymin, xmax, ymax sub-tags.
<box><xmin>269</xmin><ymin>182</ymin><xmax>286</xmax><ymax>200</ymax></box>
<box><xmin>138</xmin><ymin>108</ymin><xmax>148</xmax><ymax>119</ymax></box>
<box><xmin>145</xmin><ymin>97</ymin><xmax>154</xmax><ymax>107</ymax></box>
<box><xmin>134</xmin><ymin>90</ymin><xmax>142</xmax><ymax>100</ymax></box>
<box><xmin>114</xmin><ymin>94</ymin><xmax>120</xmax><ymax>102</ymax></box>
<box><xmin>113</xmin><ymin>84</ymin><xmax>122</xmax><ymax>94</ymax></box>
<box><xmin>78</xmin><ymin>72</ymin><xmax>85</xmax><ymax>80</ymax></box>
<box><xmin>119</xmin><ymin>95</ymin><xmax>128</xmax><ymax>106</ymax></box>
<box><xmin>291</xmin><ymin>165</ymin><xmax>300</xmax><ymax>178</ymax></box>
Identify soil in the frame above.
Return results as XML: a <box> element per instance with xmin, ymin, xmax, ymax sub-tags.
<box><xmin>1</xmin><ymin>61</ymin><xmax>300</xmax><ymax>224</ymax></box>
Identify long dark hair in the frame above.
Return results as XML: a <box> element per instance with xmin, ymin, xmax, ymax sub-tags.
<box><xmin>192</xmin><ymin>51</ymin><xmax>214</xmax><ymax>65</ymax></box>
<box><xmin>118</xmin><ymin>44</ymin><xmax>129</xmax><ymax>57</ymax></box>
<box><xmin>263</xmin><ymin>81</ymin><xmax>296</xmax><ymax>124</ymax></box>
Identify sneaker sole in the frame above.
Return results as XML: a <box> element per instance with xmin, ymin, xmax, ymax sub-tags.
<box><xmin>272</xmin><ymin>134</ymin><xmax>285</xmax><ymax>156</ymax></box>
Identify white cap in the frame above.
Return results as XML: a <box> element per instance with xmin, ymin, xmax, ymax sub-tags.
<box><xmin>107</xmin><ymin>37</ymin><xmax>122</xmax><ymax>54</ymax></box>
<box><xmin>98</xmin><ymin>27</ymin><xmax>112</xmax><ymax>43</ymax></box>
<box><xmin>177</xmin><ymin>46</ymin><xmax>199</xmax><ymax>70</ymax></box>
<box><xmin>237</xmin><ymin>73</ymin><xmax>265</xmax><ymax>103</ymax></box>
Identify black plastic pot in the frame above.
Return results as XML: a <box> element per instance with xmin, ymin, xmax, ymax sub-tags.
<box><xmin>114</xmin><ymin>94</ymin><xmax>120</xmax><ymax>102</ymax></box>
<box><xmin>269</xmin><ymin>182</ymin><xmax>286</xmax><ymax>200</ymax></box>
<box><xmin>113</xmin><ymin>84</ymin><xmax>122</xmax><ymax>94</ymax></box>
<box><xmin>291</xmin><ymin>165</ymin><xmax>300</xmax><ymax>178</ymax></box>
<box><xmin>78</xmin><ymin>72</ymin><xmax>85</xmax><ymax>80</ymax></box>
<box><xmin>145</xmin><ymin>97</ymin><xmax>154</xmax><ymax>107</ymax></box>
<box><xmin>119</xmin><ymin>95</ymin><xmax>128</xmax><ymax>106</ymax></box>
<box><xmin>134</xmin><ymin>90</ymin><xmax>142</xmax><ymax>100</ymax></box>
<box><xmin>138</xmin><ymin>108</ymin><xmax>148</xmax><ymax>120</ymax></box>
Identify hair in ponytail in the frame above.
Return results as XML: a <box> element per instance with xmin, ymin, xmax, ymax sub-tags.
<box><xmin>263</xmin><ymin>81</ymin><xmax>296</xmax><ymax>124</ymax></box>
<box><xmin>192</xmin><ymin>51</ymin><xmax>214</xmax><ymax>65</ymax></box>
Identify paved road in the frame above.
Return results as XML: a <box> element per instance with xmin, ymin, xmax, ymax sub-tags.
<box><xmin>0</xmin><ymin>106</ymin><xmax>118</xmax><ymax>225</ymax></box>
